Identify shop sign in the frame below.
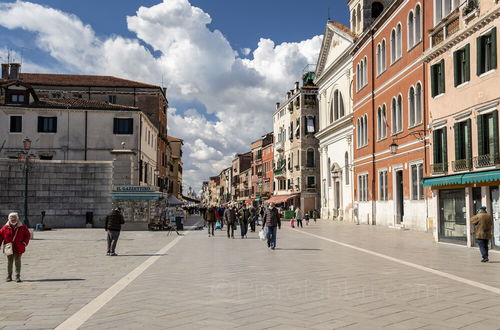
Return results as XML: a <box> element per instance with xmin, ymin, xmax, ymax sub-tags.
<box><xmin>115</xmin><ymin>186</ymin><xmax>154</xmax><ymax>192</ymax></box>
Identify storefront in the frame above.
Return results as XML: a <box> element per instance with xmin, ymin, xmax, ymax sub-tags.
<box><xmin>112</xmin><ymin>186</ymin><xmax>164</xmax><ymax>230</ymax></box>
<box><xmin>423</xmin><ymin>170</ymin><xmax>500</xmax><ymax>248</ymax></box>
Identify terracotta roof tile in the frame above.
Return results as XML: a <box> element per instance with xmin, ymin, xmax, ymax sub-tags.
<box><xmin>167</xmin><ymin>136</ymin><xmax>183</xmax><ymax>142</ymax></box>
<box><xmin>329</xmin><ymin>21</ymin><xmax>356</xmax><ymax>38</ymax></box>
<box><xmin>14</xmin><ymin>73</ymin><xmax>160</xmax><ymax>89</ymax></box>
<box><xmin>30</xmin><ymin>97</ymin><xmax>140</xmax><ymax>111</ymax></box>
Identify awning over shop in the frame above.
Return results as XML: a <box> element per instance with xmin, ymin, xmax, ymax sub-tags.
<box><xmin>245</xmin><ymin>198</ymin><xmax>254</xmax><ymax>205</ymax></box>
<box><xmin>422</xmin><ymin>174</ymin><xmax>463</xmax><ymax>187</ymax></box>
<box><xmin>112</xmin><ymin>191</ymin><xmax>163</xmax><ymax>200</ymax></box>
<box><xmin>166</xmin><ymin>194</ymin><xmax>184</xmax><ymax>206</ymax></box>
<box><xmin>264</xmin><ymin>194</ymin><xmax>298</xmax><ymax>204</ymax></box>
<box><xmin>423</xmin><ymin>169</ymin><xmax>500</xmax><ymax>187</ymax></box>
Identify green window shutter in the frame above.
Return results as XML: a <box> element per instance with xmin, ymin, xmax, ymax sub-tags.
<box><xmin>433</xmin><ymin>130</ymin><xmax>439</xmax><ymax>164</ymax></box>
<box><xmin>439</xmin><ymin>60</ymin><xmax>446</xmax><ymax>94</ymax></box>
<box><xmin>477</xmin><ymin>35</ymin><xmax>484</xmax><ymax>75</ymax></box>
<box><xmin>454</xmin><ymin>122</ymin><xmax>461</xmax><ymax>161</ymax></box>
<box><xmin>493</xmin><ymin>110</ymin><xmax>499</xmax><ymax>156</ymax></box>
<box><xmin>442</xmin><ymin>128</ymin><xmax>448</xmax><ymax>171</ymax></box>
<box><xmin>491</xmin><ymin>27</ymin><xmax>497</xmax><ymax>70</ymax></box>
<box><xmin>453</xmin><ymin>50</ymin><xmax>460</xmax><ymax>87</ymax></box>
<box><xmin>465</xmin><ymin>44</ymin><xmax>470</xmax><ymax>82</ymax></box>
<box><xmin>466</xmin><ymin>119</ymin><xmax>472</xmax><ymax>168</ymax></box>
<box><xmin>477</xmin><ymin>115</ymin><xmax>485</xmax><ymax>156</ymax></box>
<box><xmin>431</xmin><ymin>65</ymin><xmax>437</xmax><ymax>97</ymax></box>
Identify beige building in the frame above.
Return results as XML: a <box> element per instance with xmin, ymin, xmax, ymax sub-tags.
<box><xmin>270</xmin><ymin>76</ymin><xmax>320</xmax><ymax>213</ymax></box>
<box><xmin>423</xmin><ymin>1</ymin><xmax>500</xmax><ymax>247</ymax></box>
<box><xmin>0</xmin><ymin>81</ymin><xmax>158</xmax><ymax>187</ymax></box>
<box><xmin>167</xmin><ymin>136</ymin><xmax>183</xmax><ymax>199</ymax></box>
<box><xmin>231</xmin><ymin>152</ymin><xmax>252</xmax><ymax>202</ymax></box>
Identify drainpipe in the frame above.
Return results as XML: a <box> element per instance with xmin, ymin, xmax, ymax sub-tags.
<box><xmin>370</xmin><ymin>29</ymin><xmax>377</xmax><ymax>225</ymax></box>
<box><xmin>422</xmin><ymin>0</ymin><xmax>430</xmax><ymax>231</ymax></box>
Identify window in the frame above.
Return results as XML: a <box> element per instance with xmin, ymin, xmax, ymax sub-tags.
<box><xmin>454</xmin><ymin>119</ymin><xmax>472</xmax><ymax>170</ymax></box>
<box><xmin>358</xmin><ymin>174</ymin><xmax>369</xmax><ymax>202</ymax></box>
<box><xmin>408</xmin><ymin>11</ymin><xmax>415</xmax><ymax>49</ymax></box>
<box><xmin>454</xmin><ymin>44</ymin><xmax>470</xmax><ymax>86</ymax></box>
<box><xmin>409</xmin><ymin>85</ymin><xmax>422</xmax><ymax>127</ymax></box>
<box><xmin>108</xmin><ymin>95</ymin><xmax>117</xmax><ymax>104</ymax></box>
<box><xmin>477</xmin><ymin>28</ymin><xmax>497</xmax><ymax>76</ymax></box>
<box><xmin>289</xmin><ymin>121</ymin><xmax>294</xmax><ymax>141</ymax></box>
<box><xmin>391</xmin><ymin>29</ymin><xmax>397</xmax><ymax>63</ymax></box>
<box><xmin>357</xmin><ymin>115</ymin><xmax>368</xmax><ymax>147</ymax></box>
<box><xmin>279</xmin><ymin>179</ymin><xmax>286</xmax><ymax>190</ymax></box>
<box><xmin>381</xmin><ymin>39</ymin><xmax>386</xmax><ymax>72</ymax></box>
<box><xmin>396</xmin><ymin>24</ymin><xmax>402</xmax><ymax>59</ymax></box>
<box><xmin>377</xmin><ymin>41</ymin><xmax>387</xmax><ymax>75</ymax></box>
<box><xmin>295</xmin><ymin>118</ymin><xmax>301</xmax><ymax>138</ymax></box>
<box><xmin>477</xmin><ymin>111</ymin><xmax>499</xmax><ymax>166</ymax></box>
<box><xmin>345</xmin><ymin>152</ymin><xmax>350</xmax><ymax>185</ymax></box>
<box><xmin>113</xmin><ymin>118</ymin><xmax>134</xmax><ymax>135</ymax></box>
<box><xmin>37</xmin><ymin>117</ymin><xmax>57</xmax><ymax>133</ymax></box>
<box><xmin>434</xmin><ymin>0</ymin><xmax>460</xmax><ymax>25</ymax></box>
<box><xmin>306</xmin><ymin>149</ymin><xmax>315</xmax><ymax>167</ymax></box>
<box><xmin>307</xmin><ymin>176</ymin><xmax>316</xmax><ymax>188</ymax></box>
<box><xmin>10</xmin><ymin>94</ymin><xmax>26</xmax><ymax>103</ymax></box>
<box><xmin>306</xmin><ymin>116</ymin><xmax>316</xmax><ymax>134</ymax></box>
<box><xmin>10</xmin><ymin>116</ymin><xmax>22</xmax><ymax>133</ymax></box>
<box><xmin>411</xmin><ymin>164</ymin><xmax>424</xmax><ymax>200</ymax></box>
<box><xmin>391</xmin><ymin>24</ymin><xmax>402</xmax><ymax>63</ymax></box>
<box><xmin>371</xmin><ymin>2</ymin><xmax>384</xmax><ymax>18</ymax></box>
<box><xmin>357</xmin><ymin>58</ymin><xmax>368</xmax><ymax>90</ymax></box>
<box><xmin>391</xmin><ymin>96</ymin><xmax>403</xmax><ymax>134</ymax></box>
<box><xmin>379</xmin><ymin>170</ymin><xmax>388</xmax><ymax>201</ymax></box>
<box><xmin>327</xmin><ymin>158</ymin><xmax>332</xmax><ymax>187</ymax></box>
<box><xmin>333</xmin><ymin>90</ymin><xmax>344</xmax><ymax>120</ymax></box>
<box><xmin>377</xmin><ymin>105</ymin><xmax>387</xmax><ymax>140</ymax></box>
<box><xmin>51</xmin><ymin>93</ymin><xmax>61</xmax><ymax>99</ymax></box>
<box><xmin>415</xmin><ymin>5</ymin><xmax>422</xmax><ymax>43</ymax></box>
<box><xmin>431</xmin><ymin>60</ymin><xmax>445</xmax><ymax>97</ymax></box>
<box><xmin>351</xmin><ymin>9</ymin><xmax>357</xmax><ymax>32</ymax></box>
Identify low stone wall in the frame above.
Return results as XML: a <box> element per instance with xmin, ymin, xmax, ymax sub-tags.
<box><xmin>0</xmin><ymin>159</ymin><xmax>113</xmax><ymax>228</ymax></box>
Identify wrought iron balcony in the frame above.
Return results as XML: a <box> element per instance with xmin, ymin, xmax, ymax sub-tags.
<box><xmin>474</xmin><ymin>153</ymin><xmax>500</xmax><ymax>168</ymax></box>
<box><xmin>452</xmin><ymin>158</ymin><xmax>472</xmax><ymax>172</ymax></box>
<box><xmin>431</xmin><ymin>163</ymin><xmax>448</xmax><ymax>174</ymax></box>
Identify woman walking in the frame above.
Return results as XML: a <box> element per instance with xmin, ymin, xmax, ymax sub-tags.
<box><xmin>295</xmin><ymin>207</ymin><xmax>303</xmax><ymax>228</ymax></box>
<box><xmin>0</xmin><ymin>213</ymin><xmax>31</xmax><ymax>282</ymax></box>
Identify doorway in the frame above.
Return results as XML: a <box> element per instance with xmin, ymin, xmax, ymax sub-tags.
<box><xmin>395</xmin><ymin>170</ymin><xmax>404</xmax><ymax>224</ymax></box>
<box><xmin>490</xmin><ymin>187</ymin><xmax>500</xmax><ymax>250</ymax></box>
<box><xmin>334</xmin><ymin>181</ymin><xmax>340</xmax><ymax>217</ymax></box>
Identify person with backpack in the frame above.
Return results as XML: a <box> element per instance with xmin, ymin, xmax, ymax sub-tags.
<box><xmin>239</xmin><ymin>206</ymin><xmax>250</xmax><ymax>238</ymax></box>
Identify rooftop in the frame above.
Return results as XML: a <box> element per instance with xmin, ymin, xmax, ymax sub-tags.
<box><xmin>17</xmin><ymin>97</ymin><xmax>139</xmax><ymax>111</ymax></box>
<box><xmin>167</xmin><ymin>136</ymin><xmax>184</xmax><ymax>142</ymax></box>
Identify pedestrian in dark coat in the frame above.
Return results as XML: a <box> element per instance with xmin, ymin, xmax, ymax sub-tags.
<box><xmin>204</xmin><ymin>207</ymin><xmax>216</xmax><ymax>237</ymax></box>
<box><xmin>239</xmin><ymin>207</ymin><xmax>250</xmax><ymax>238</ymax></box>
<box><xmin>262</xmin><ymin>203</ymin><xmax>281</xmax><ymax>249</ymax></box>
<box><xmin>105</xmin><ymin>208</ymin><xmax>125</xmax><ymax>256</ymax></box>
<box><xmin>471</xmin><ymin>206</ymin><xmax>493</xmax><ymax>262</ymax></box>
<box><xmin>0</xmin><ymin>212</ymin><xmax>30</xmax><ymax>282</ymax></box>
<box><xmin>249</xmin><ymin>206</ymin><xmax>257</xmax><ymax>232</ymax></box>
<box><xmin>223</xmin><ymin>205</ymin><xmax>237</xmax><ymax>238</ymax></box>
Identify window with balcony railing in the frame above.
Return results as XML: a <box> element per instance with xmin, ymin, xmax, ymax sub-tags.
<box><xmin>475</xmin><ymin>111</ymin><xmax>499</xmax><ymax>168</ymax></box>
<box><xmin>453</xmin><ymin>119</ymin><xmax>472</xmax><ymax>171</ymax></box>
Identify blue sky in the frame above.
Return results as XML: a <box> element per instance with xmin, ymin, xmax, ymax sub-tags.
<box><xmin>0</xmin><ymin>0</ymin><xmax>350</xmax><ymax>192</ymax></box>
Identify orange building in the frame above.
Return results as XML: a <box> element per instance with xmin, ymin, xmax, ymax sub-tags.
<box><xmin>351</xmin><ymin>0</ymin><xmax>432</xmax><ymax>230</ymax></box>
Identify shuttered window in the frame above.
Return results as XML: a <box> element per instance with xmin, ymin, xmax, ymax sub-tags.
<box><xmin>477</xmin><ymin>27</ymin><xmax>497</xmax><ymax>75</ymax></box>
<box><xmin>37</xmin><ymin>117</ymin><xmax>57</xmax><ymax>133</ymax></box>
<box><xmin>432</xmin><ymin>127</ymin><xmax>448</xmax><ymax>171</ymax></box>
<box><xmin>477</xmin><ymin>110</ymin><xmax>499</xmax><ymax>156</ymax></box>
<box><xmin>431</xmin><ymin>60</ymin><xmax>445</xmax><ymax>97</ymax></box>
<box><xmin>453</xmin><ymin>44</ymin><xmax>470</xmax><ymax>86</ymax></box>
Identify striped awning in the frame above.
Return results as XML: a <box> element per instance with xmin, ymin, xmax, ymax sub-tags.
<box><xmin>423</xmin><ymin>169</ymin><xmax>500</xmax><ymax>187</ymax></box>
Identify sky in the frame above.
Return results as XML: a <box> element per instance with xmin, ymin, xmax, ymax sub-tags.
<box><xmin>0</xmin><ymin>0</ymin><xmax>349</xmax><ymax>194</ymax></box>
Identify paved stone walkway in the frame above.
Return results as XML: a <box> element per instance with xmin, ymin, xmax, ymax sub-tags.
<box><xmin>1</xmin><ymin>216</ymin><xmax>500</xmax><ymax>329</ymax></box>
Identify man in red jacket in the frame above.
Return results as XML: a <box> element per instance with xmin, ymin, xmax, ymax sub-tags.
<box><xmin>0</xmin><ymin>212</ymin><xmax>30</xmax><ymax>282</ymax></box>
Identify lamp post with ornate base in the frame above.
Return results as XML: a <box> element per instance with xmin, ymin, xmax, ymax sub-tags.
<box><xmin>18</xmin><ymin>138</ymin><xmax>36</xmax><ymax>228</ymax></box>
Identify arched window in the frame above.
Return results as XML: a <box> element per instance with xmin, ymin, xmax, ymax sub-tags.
<box><xmin>357</xmin><ymin>4</ymin><xmax>362</xmax><ymax>31</ymax></box>
<box><xmin>363</xmin><ymin>115</ymin><xmax>368</xmax><ymax>145</ymax></box>
<box><xmin>357</xmin><ymin>118</ymin><xmax>361</xmax><ymax>147</ymax></box>
<box><xmin>371</xmin><ymin>2</ymin><xmax>384</xmax><ymax>18</ymax></box>
<box><xmin>345</xmin><ymin>152</ymin><xmax>350</xmax><ymax>184</ymax></box>
<box><xmin>377</xmin><ymin>105</ymin><xmax>387</xmax><ymax>140</ymax></box>
<box><xmin>356</xmin><ymin>63</ymin><xmax>360</xmax><ymax>91</ymax></box>
<box><xmin>381</xmin><ymin>39</ymin><xmax>386</xmax><ymax>72</ymax></box>
<box><xmin>376</xmin><ymin>43</ymin><xmax>381</xmax><ymax>75</ymax></box>
<box><xmin>396</xmin><ymin>23</ymin><xmax>402</xmax><ymax>59</ymax></box>
<box><xmin>409</xmin><ymin>86</ymin><xmax>416</xmax><ymax>126</ymax></box>
<box><xmin>334</xmin><ymin>90</ymin><xmax>344</xmax><ymax>120</ymax></box>
<box><xmin>307</xmin><ymin>149</ymin><xmax>315</xmax><ymax>167</ymax></box>
<box><xmin>391</xmin><ymin>29</ymin><xmax>397</xmax><ymax>63</ymax></box>
<box><xmin>415</xmin><ymin>5</ymin><xmax>422</xmax><ymax>42</ymax></box>
<box><xmin>329</xmin><ymin>101</ymin><xmax>334</xmax><ymax>124</ymax></box>
<box><xmin>408</xmin><ymin>11</ymin><xmax>415</xmax><ymax>49</ymax></box>
<box><xmin>415</xmin><ymin>83</ymin><xmax>422</xmax><ymax>124</ymax></box>
<box><xmin>434</xmin><ymin>0</ymin><xmax>442</xmax><ymax>25</ymax></box>
<box><xmin>363</xmin><ymin>57</ymin><xmax>368</xmax><ymax>86</ymax></box>
<box><xmin>351</xmin><ymin>9</ymin><xmax>357</xmax><ymax>32</ymax></box>
<box><xmin>397</xmin><ymin>95</ymin><xmax>403</xmax><ymax>132</ymax></box>
<box><xmin>360</xmin><ymin>60</ymin><xmax>364</xmax><ymax>87</ymax></box>
<box><xmin>391</xmin><ymin>97</ymin><xmax>398</xmax><ymax>134</ymax></box>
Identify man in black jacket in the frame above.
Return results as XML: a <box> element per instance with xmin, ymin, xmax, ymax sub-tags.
<box><xmin>262</xmin><ymin>203</ymin><xmax>281</xmax><ymax>249</ymax></box>
<box><xmin>105</xmin><ymin>208</ymin><xmax>125</xmax><ymax>256</ymax></box>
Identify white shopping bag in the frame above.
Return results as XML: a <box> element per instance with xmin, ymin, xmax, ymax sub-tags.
<box><xmin>258</xmin><ymin>229</ymin><xmax>266</xmax><ymax>240</ymax></box>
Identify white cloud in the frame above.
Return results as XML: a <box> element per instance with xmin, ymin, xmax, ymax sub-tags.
<box><xmin>0</xmin><ymin>0</ymin><xmax>322</xmax><ymax>193</ymax></box>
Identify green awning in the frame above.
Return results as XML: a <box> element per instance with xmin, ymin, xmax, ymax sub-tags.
<box><xmin>423</xmin><ymin>169</ymin><xmax>500</xmax><ymax>187</ymax></box>
<box><xmin>112</xmin><ymin>192</ymin><xmax>163</xmax><ymax>200</ymax></box>
<box><xmin>423</xmin><ymin>174</ymin><xmax>463</xmax><ymax>187</ymax></box>
<box><xmin>462</xmin><ymin>170</ymin><xmax>500</xmax><ymax>184</ymax></box>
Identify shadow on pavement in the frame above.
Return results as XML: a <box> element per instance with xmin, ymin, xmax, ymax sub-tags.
<box><xmin>25</xmin><ymin>278</ymin><xmax>85</xmax><ymax>282</ymax></box>
<box><xmin>116</xmin><ymin>254</ymin><xmax>167</xmax><ymax>257</ymax></box>
<box><xmin>275</xmin><ymin>248</ymin><xmax>322</xmax><ymax>251</ymax></box>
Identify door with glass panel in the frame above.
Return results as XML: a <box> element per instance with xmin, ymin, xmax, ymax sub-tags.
<box><xmin>439</xmin><ymin>189</ymin><xmax>467</xmax><ymax>244</ymax></box>
<box><xmin>490</xmin><ymin>187</ymin><xmax>500</xmax><ymax>250</ymax></box>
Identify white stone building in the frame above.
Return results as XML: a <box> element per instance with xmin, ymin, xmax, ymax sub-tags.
<box><xmin>315</xmin><ymin>21</ymin><xmax>356</xmax><ymax>222</ymax></box>
<box><xmin>0</xmin><ymin>81</ymin><xmax>158</xmax><ymax>188</ymax></box>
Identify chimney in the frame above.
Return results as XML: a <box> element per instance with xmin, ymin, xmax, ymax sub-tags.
<box><xmin>9</xmin><ymin>63</ymin><xmax>20</xmax><ymax>80</ymax></box>
<box><xmin>276</xmin><ymin>102</ymin><xmax>280</xmax><ymax>110</ymax></box>
<box><xmin>1</xmin><ymin>64</ymin><xmax>9</xmax><ymax>80</ymax></box>
<box><xmin>295</xmin><ymin>81</ymin><xmax>300</xmax><ymax>92</ymax></box>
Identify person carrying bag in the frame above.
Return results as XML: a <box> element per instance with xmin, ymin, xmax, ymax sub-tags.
<box><xmin>0</xmin><ymin>212</ymin><xmax>31</xmax><ymax>282</ymax></box>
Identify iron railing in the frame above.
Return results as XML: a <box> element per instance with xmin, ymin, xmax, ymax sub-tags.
<box><xmin>452</xmin><ymin>158</ymin><xmax>472</xmax><ymax>172</ymax></box>
<box><xmin>474</xmin><ymin>153</ymin><xmax>500</xmax><ymax>168</ymax></box>
<box><xmin>431</xmin><ymin>163</ymin><xmax>447</xmax><ymax>174</ymax></box>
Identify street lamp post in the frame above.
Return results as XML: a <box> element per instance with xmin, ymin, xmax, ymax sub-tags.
<box><xmin>19</xmin><ymin>138</ymin><xmax>35</xmax><ymax>228</ymax></box>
